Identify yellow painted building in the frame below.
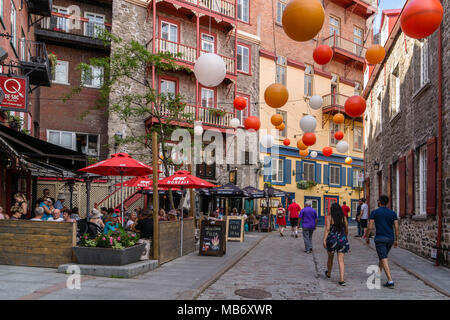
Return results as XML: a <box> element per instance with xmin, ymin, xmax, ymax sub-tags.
<box><xmin>257</xmin><ymin>57</ymin><xmax>364</xmax><ymax>225</ymax></box>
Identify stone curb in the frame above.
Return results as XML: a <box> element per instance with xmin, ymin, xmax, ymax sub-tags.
<box><xmin>176</xmin><ymin>232</ymin><xmax>271</xmax><ymax>300</ymax></box>
<box><xmin>357</xmin><ymin>238</ymin><xmax>450</xmax><ymax>297</ymax></box>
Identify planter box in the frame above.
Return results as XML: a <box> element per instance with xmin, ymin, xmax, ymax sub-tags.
<box><xmin>73</xmin><ymin>243</ymin><xmax>146</xmax><ymax>266</ymax></box>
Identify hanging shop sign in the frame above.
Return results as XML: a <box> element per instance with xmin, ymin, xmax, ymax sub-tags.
<box><xmin>0</xmin><ymin>75</ymin><xmax>29</xmax><ymax>112</ymax></box>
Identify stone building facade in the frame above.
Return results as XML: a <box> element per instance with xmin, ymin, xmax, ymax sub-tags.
<box><xmin>109</xmin><ymin>0</ymin><xmax>260</xmax><ymax>190</ymax></box>
<box><xmin>363</xmin><ymin>3</ymin><xmax>449</xmax><ymax>266</ymax></box>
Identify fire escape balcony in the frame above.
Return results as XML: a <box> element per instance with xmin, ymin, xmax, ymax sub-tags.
<box><xmin>26</xmin><ymin>0</ymin><xmax>53</xmax><ymax>17</ymax></box>
<box><xmin>150</xmin><ymin>37</ymin><xmax>236</xmax><ymax>78</ymax></box>
<box><xmin>322</xmin><ymin>34</ymin><xmax>367</xmax><ymax>69</ymax></box>
<box><xmin>326</xmin><ymin>0</ymin><xmax>377</xmax><ymax>19</ymax></box>
<box><xmin>35</xmin><ymin>13</ymin><xmax>112</xmax><ymax>51</ymax></box>
<box><xmin>18</xmin><ymin>40</ymin><xmax>52</xmax><ymax>87</ymax></box>
<box><xmin>322</xmin><ymin>93</ymin><xmax>363</xmax><ymax>123</ymax></box>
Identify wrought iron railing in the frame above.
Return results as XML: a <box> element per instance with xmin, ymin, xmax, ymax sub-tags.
<box><xmin>322</xmin><ymin>34</ymin><xmax>366</xmax><ymax>59</ymax></box>
<box><xmin>322</xmin><ymin>93</ymin><xmax>349</xmax><ymax>109</ymax></box>
<box><xmin>179</xmin><ymin>0</ymin><xmax>236</xmax><ymax>18</ymax></box>
<box><xmin>157</xmin><ymin>104</ymin><xmax>234</xmax><ymax>127</ymax></box>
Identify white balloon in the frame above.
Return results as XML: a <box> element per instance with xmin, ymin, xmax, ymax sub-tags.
<box><xmin>194</xmin><ymin>53</ymin><xmax>226</xmax><ymax>87</ymax></box>
<box><xmin>310</xmin><ymin>151</ymin><xmax>318</xmax><ymax>158</ymax></box>
<box><xmin>300</xmin><ymin>115</ymin><xmax>317</xmax><ymax>133</ymax></box>
<box><xmin>260</xmin><ymin>135</ymin><xmax>275</xmax><ymax>149</ymax></box>
<box><xmin>194</xmin><ymin>125</ymin><xmax>204</xmax><ymax>136</ymax></box>
<box><xmin>336</xmin><ymin>141</ymin><xmax>349</xmax><ymax>153</ymax></box>
<box><xmin>230</xmin><ymin>118</ymin><xmax>240</xmax><ymax>128</ymax></box>
<box><xmin>309</xmin><ymin>95</ymin><xmax>323</xmax><ymax>110</ymax></box>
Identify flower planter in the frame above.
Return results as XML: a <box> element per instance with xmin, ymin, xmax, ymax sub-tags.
<box><xmin>73</xmin><ymin>243</ymin><xmax>146</xmax><ymax>266</ymax></box>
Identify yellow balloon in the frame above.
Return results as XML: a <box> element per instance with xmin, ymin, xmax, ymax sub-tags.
<box><xmin>345</xmin><ymin>157</ymin><xmax>353</xmax><ymax>165</ymax></box>
<box><xmin>276</xmin><ymin>123</ymin><xmax>286</xmax><ymax>131</ymax></box>
<box><xmin>282</xmin><ymin>0</ymin><xmax>325</xmax><ymax>42</ymax></box>
<box><xmin>333</xmin><ymin>113</ymin><xmax>345</xmax><ymax>124</ymax></box>
<box><xmin>299</xmin><ymin>149</ymin><xmax>309</xmax><ymax>157</ymax></box>
<box><xmin>264</xmin><ymin>83</ymin><xmax>289</xmax><ymax>109</ymax></box>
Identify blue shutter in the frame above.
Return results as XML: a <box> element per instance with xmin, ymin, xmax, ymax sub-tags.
<box><xmin>284</xmin><ymin>159</ymin><xmax>292</xmax><ymax>184</ymax></box>
<box><xmin>340</xmin><ymin>167</ymin><xmax>346</xmax><ymax>187</ymax></box>
<box><xmin>324</xmin><ymin>164</ymin><xmax>329</xmax><ymax>185</ymax></box>
<box><xmin>263</xmin><ymin>156</ymin><xmax>272</xmax><ymax>182</ymax></box>
<box><xmin>296</xmin><ymin>161</ymin><xmax>302</xmax><ymax>182</ymax></box>
<box><xmin>315</xmin><ymin>163</ymin><xmax>322</xmax><ymax>184</ymax></box>
<box><xmin>348</xmin><ymin>168</ymin><xmax>353</xmax><ymax>187</ymax></box>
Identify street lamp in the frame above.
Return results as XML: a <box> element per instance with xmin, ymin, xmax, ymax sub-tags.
<box><xmin>373</xmin><ymin>161</ymin><xmax>380</xmax><ymax>171</ymax></box>
<box><xmin>114</xmin><ymin>131</ymin><xmax>123</xmax><ymax>153</ymax></box>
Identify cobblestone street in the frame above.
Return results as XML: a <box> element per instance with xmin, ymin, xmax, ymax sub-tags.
<box><xmin>198</xmin><ymin>228</ymin><xmax>449</xmax><ymax>300</ymax></box>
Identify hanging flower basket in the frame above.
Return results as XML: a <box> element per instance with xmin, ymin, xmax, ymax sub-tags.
<box><xmin>297</xmin><ymin>180</ymin><xmax>317</xmax><ymax>190</ymax></box>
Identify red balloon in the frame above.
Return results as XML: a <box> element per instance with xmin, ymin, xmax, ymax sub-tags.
<box><xmin>334</xmin><ymin>131</ymin><xmax>344</xmax><ymax>141</ymax></box>
<box><xmin>313</xmin><ymin>45</ymin><xmax>333</xmax><ymax>65</ymax></box>
<box><xmin>234</xmin><ymin>97</ymin><xmax>247</xmax><ymax>111</ymax></box>
<box><xmin>401</xmin><ymin>0</ymin><xmax>443</xmax><ymax>39</ymax></box>
<box><xmin>244</xmin><ymin>116</ymin><xmax>261</xmax><ymax>131</ymax></box>
<box><xmin>323</xmin><ymin>146</ymin><xmax>333</xmax><ymax>157</ymax></box>
<box><xmin>283</xmin><ymin>138</ymin><xmax>291</xmax><ymax>146</ymax></box>
<box><xmin>344</xmin><ymin>96</ymin><xmax>366</xmax><ymax>118</ymax></box>
<box><xmin>302</xmin><ymin>132</ymin><xmax>316</xmax><ymax>146</ymax></box>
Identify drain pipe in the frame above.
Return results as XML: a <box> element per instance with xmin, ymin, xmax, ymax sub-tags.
<box><xmin>436</xmin><ymin>20</ymin><xmax>443</xmax><ymax>266</ymax></box>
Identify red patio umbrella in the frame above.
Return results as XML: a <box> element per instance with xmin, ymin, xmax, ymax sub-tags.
<box><xmin>79</xmin><ymin>153</ymin><xmax>154</xmax><ymax>224</ymax></box>
<box><xmin>158</xmin><ymin>170</ymin><xmax>215</xmax><ymax>255</ymax></box>
<box><xmin>114</xmin><ymin>176</ymin><xmax>153</xmax><ymax>188</ymax></box>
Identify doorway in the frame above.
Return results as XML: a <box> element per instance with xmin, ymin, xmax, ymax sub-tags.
<box><xmin>322</xmin><ymin>195</ymin><xmax>339</xmax><ymax>226</ymax></box>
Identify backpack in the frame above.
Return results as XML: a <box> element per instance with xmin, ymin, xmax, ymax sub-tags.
<box><xmin>277</xmin><ymin>209</ymin><xmax>285</xmax><ymax>219</ymax></box>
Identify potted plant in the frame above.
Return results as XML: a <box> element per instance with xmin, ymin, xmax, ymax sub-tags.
<box><xmin>209</xmin><ymin>109</ymin><xmax>226</xmax><ymax>118</ymax></box>
<box><xmin>73</xmin><ymin>226</ymin><xmax>145</xmax><ymax>266</ymax></box>
<box><xmin>297</xmin><ymin>180</ymin><xmax>317</xmax><ymax>190</ymax></box>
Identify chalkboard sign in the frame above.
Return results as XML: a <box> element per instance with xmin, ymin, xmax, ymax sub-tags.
<box><xmin>199</xmin><ymin>219</ymin><xmax>226</xmax><ymax>257</ymax></box>
<box><xmin>226</xmin><ymin>216</ymin><xmax>244</xmax><ymax>242</ymax></box>
<box><xmin>259</xmin><ymin>215</ymin><xmax>270</xmax><ymax>232</ymax></box>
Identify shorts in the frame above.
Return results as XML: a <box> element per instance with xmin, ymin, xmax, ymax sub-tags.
<box><xmin>360</xmin><ymin>219</ymin><xmax>368</xmax><ymax>228</ymax></box>
<box><xmin>290</xmin><ymin>218</ymin><xmax>299</xmax><ymax>226</ymax></box>
<box><xmin>375</xmin><ymin>240</ymin><xmax>394</xmax><ymax>260</ymax></box>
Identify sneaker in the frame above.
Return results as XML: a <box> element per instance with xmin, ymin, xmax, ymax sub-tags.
<box><xmin>324</xmin><ymin>270</ymin><xmax>330</xmax><ymax>279</ymax></box>
<box><xmin>338</xmin><ymin>281</ymin><xmax>346</xmax><ymax>286</ymax></box>
<box><xmin>295</xmin><ymin>234</ymin><xmax>298</xmax><ymax>238</ymax></box>
<box><xmin>383</xmin><ymin>281</ymin><xmax>395</xmax><ymax>289</ymax></box>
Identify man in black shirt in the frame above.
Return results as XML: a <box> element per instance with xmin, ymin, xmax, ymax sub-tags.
<box><xmin>133</xmin><ymin>210</ymin><xmax>153</xmax><ymax>239</ymax></box>
<box><xmin>355</xmin><ymin>199</ymin><xmax>363</xmax><ymax>237</ymax></box>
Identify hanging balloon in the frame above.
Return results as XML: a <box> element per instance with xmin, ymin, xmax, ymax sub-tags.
<box><xmin>313</xmin><ymin>45</ymin><xmax>333</xmax><ymax>65</ymax></box>
<box><xmin>345</xmin><ymin>157</ymin><xmax>353</xmax><ymax>165</ymax></box>
<box><xmin>261</xmin><ymin>135</ymin><xmax>275</xmax><ymax>149</ymax></box>
<box><xmin>401</xmin><ymin>0</ymin><xmax>444</xmax><ymax>39</ymax></box>
<box><xmin>299</xmin><ymin>149</ymin><xmax>309</xmax><ymax>158</ymax></box>
<box><xmin>230</xmin><ymin>118</ymin><xmax>241</xmax><ymax>128</ymax></box>
<box><xmin>334</xmin><ymin>131</ymin><xmax>344</xmax><ymax>141</ymax></box>
<box><xmin>336</xmin><ymin>140</ymin><xmax>349</xmax><ymax>153</ymax></box>
<box><xmin>244</xmin><ymin>116</ymin><xmax>261</xmax><ymax>131</ymax></box>
<box><xmin>283</xmin><ymin>138</ymin><xmax>291</xmax><ymax>146</ymax></box>
<box><xmin>333</xmin><ymin>113</ymin><xmax>345</xmax><ymax>124</ymax></box>
<box><xmin>300</xmin><ymin>115</ymin><xmax>317</xmax><ymax>133</ymax></box>
<box><xmin>345</xmin><ymin>96</ymin><xmax>367</xmax><ymax>118</ymax></box>
<box><xmin>297</xmin><ymin>140</ymin><xmax>308</xmax><ymax>150</ymax></box>
<box><xmin>264</xmin><ymin>83</ymin><xmax>289</xmax><ymax>108</ymax></box>
<box><xmin>282</xmin><ymin>0</ymin><xmax>325</xmax><ymax>42</ymax></box>
<box><xmin>194</xmin><ymin>125</ymin><xmax>204</xmax><ymax>136</ymax></box>
<box><xmin>302</xmin><ymin>132</ymin><xmax>316</xmax><ymax>146</ymax></box>
<box><xmin>271</xmin><ymin>114</ymin><xmax>284</xmax><ymax>126</ymax></box>
<box><xmin>194</xmin><ymin>53</ymin><xmax>226</xmax><ymax>87</ymax></box>
<box><xmin>323</xmin><ymin>146</ymin><xmax>333</xmax><ymax>157</ymax></box>
<box><xmin>309</xmin><ymin>95</ymin><xmax>323</xmax><ymax>110</ymax></box>
<box><xmin>365</xmin><ymin>45</ymin><xmax>386</xmax><ymax>65</ymax></box>
<box><xmin>276</xmin><ymin>123</ymin><xmax>286</xmax><ymax>131</ymax></box>
<box><xmin>310</xmin><ymin>151</ymin><xmax>318</xmax><ymax>158</ymax></box>
<box><xmin>233</xmin><ymin>97</ymin><xmax>247</xmax><ymax>110</ymax></box>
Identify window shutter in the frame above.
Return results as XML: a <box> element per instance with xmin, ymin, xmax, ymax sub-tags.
<box><xmin>263</xmin><ymin>156</ymin><xmax>272</xmax><ymax>182</ymax></box>
<box><xmin>347</xmin><ymin>168</ymin><xmax>353</xmax><ymax>187</ymax></box>
<box><xmin>399</xmin><ymin>156</ymin><xmax>406</xmax><ymax>217</ymax></box>
<box><xmin>387</xmin><ymin>164</ymin><xmax>392</xmax><ymax>209</ymax></box>
<box><xmin>340</xmin><ymin>167</ymin><xmax>346</xmax><ymax>187</ymax></box>
<box><xmin>284</xmin><ymin>159</ymin><xmax>291</xmax><ymax>185</ymax></box>
<box><xmin>426</xmin><ymin>137</ymin><xmax>437</xmax><ymax>215</ymax></box>
<box><xmin>315</xmin><ymin>163</ymin><xmax>322</xmax><ymax>184</ymax></box>
<box><xmin>324</xmin><ymin>165</ymin><xmax>329</xmax><ymax>185</ymax></box>
<box><xmin>296</xmin><ymin>161</ymin><xmax>302</xmax><ymax>182</ymax></box>
<box><xmin>407</xmin><ymin>150</ymin><xmax>415</xmax><ymax>216</ymax></box>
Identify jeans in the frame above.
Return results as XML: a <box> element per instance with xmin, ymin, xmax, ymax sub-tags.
<box><xmin>357</xmin><ymin>220</ymin><xmax>362</xmax><ymax>236</ymax></box>
<box><xmin>302</xmin><ymin>228</ymin><xmax>314</xmax><ymax>251</ymax></box>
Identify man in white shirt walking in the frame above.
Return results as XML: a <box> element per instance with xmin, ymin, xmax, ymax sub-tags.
<box><xmin>360</xmin><ymin>198</ymin><xmax>369</xmax><ymax>238</ymax></box>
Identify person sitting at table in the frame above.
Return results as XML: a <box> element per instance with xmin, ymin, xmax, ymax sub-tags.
<box><xmin>158</xmin><ymin>208</ymin><xmax>167</xmax><ymax>221</ymax></box>
<box><xmin>0</xmin><ymin>206</ymin><xmax>9</xmax><ymax>220</ymax></box>
<box><xmin>103</xmin><ymin>213</ymin><xmax>120</xmax><ymax>234</ymax></box>
<box><xmin>62</xmin><ymin>208</ymin><xmax>75</xmax><ymax>223</ymax></box>
<box><xmin>10</xmin><ymin>206</ymin><xmax>24</xmax><ymax>220</ymax></box>
<box><xmin>48</xmin><ymin>209</ymin><xmax>64</xmax><ymax>222</ymax></box>
<box><xmin>230</xmin><ymin>208</ymin><xmax>238</xmax><ymax>216</ymax></box>
<box><xmin>13</xmin><ymin>193</ymin><xmax>28</xmax><ymax>217</ymax></box>
<box><xmin>90</xmin><ymin>208</ymin><xmax>104</xmax><ymax>229</ymax></box>
<box><xmin>71</xmin><ymin>207</ymin><xmax>81</xmax><ymax>221</ymax></box>
<box><xmin>30</xmin><ymin>207</ymin><xmax>44</xmax><ymax>221</ymax></box>
<box><xmin>132</xmin><ymin>210</ymin><xmax>153</xmax><ymax>239</ymax></box>
<box><xmin>39</xmin><ymin>198</ymin><xmax>53</xmax><ymax>221</ymax></box>
<box><xmin>247</xmin><ymin>212</ymin><xmax>259</xmax><ymax>231</ymax></box>
<box><xmin>126</xmin><ymin>211</ymin><xmax>138</xmax><ymax>230</ymax></box>
<box><xmin>168</xmin><ymin>210</ymin><xmax>178</xmax><ymax>221</ymax></box>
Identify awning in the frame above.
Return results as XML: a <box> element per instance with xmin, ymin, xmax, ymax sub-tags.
<box><xmin>204</xmin><ymin>183</ymin><xmax>248</xmax><ymax>197</ymax></box>
<box><xmin>242</xmin><ymin>186</ymin><xmax>265</xmax><ymax>199</ymax></box>
<box><xmin>265</xmin><ymin>187</ymin><xmax>289</xmax><ymax>198</ymax></box>
<box><xmin>0</xmin><ymin>124</ymin><xmax>87</xmax><ymax>175</ymax></box>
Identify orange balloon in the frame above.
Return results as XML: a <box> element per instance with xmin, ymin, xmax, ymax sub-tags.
<box><xmin>313</xmin><ymin>45</ymin><xmax>333</xmax><ymax>65</ymax></box>
<box><xmin>264</xmin><ymin>83</ymin><xmax>289</xmax><ymax>108</ymax></box>
<box><xmin>345</xmin><ymin>96</ymin><xmax>367</xmax><ymax>118</ymax></box>
<box><xmin>323</xmin><ymin>146</ymin><xmax>333</xmax><ymax>157</ymax></box>
<box><xmin>333</xmin><ymin>113</ymin><xmax>345</xmax><ymax>124</ymax></box>
<box><xmin>334</xmin><ymin>131</ymin><xmax>344</xmax><ymax>141</ymax></box>
<box><xmin>244</xmin><ymin>116</ymin><xmax>261</xmax><ymax>131</ymax></box>
<box><xmin>282</xmin><ymin>0</ymin><xmax>325</xmax><ymax>42</ymax></box>
<box><xmin>401</xmin><ymin>0</ymin><xmax>443</xmax><ymax>39</ymax></box>
<box><xmin>271</xmin><ymin>114</ymin><xmax>284</xmax><ymax>126</ymax></box>
<box><xmin>299</xmin><ymin>149</ymin><xmax>309</xmax><ymax>157</ymax></box>
<box><xmin>297</xmin><ymin>140</ymin><xmax>308</xmax><ymax>150</ymax></box>
<box><xmin>365</xmin><ymin>45</ymin><xmax>386</xmax><ymax>65</ymax></box>
<box><xmin>345</xmin><ymin>157</ymin><xmax>353</xmax><ymax>165</ymax></box>
<box><xmin>302</xmin><ymin>132</ymin><xmax>316</xmax><ymax>146</ymax></box>
<box><xmin>276</xmin><ymin>123</ymin><xmax>285</xmax><ymax>131</ymax></box>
